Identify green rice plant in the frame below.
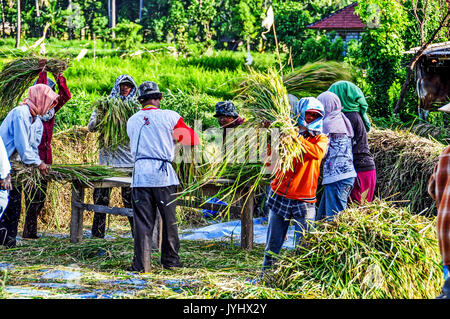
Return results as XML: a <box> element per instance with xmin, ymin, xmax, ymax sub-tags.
<box><xmin>11</xmin><ymin>162</ymin><xmax>128</xmax><ymax>191</ymax></box>
<box><xmin>0</xmin><ymin>57</ymin><xmax>69</xmax><ymax>117</ymax></box>
<box><xmin>282</xmin><ymin>60</ymin><xmax>353</xmax><ymax>98</ymax></box>
<box><xmin>266</xmin><ymin>200</ymin><xmax>442</xmax><ymax>299</ymax></box>
<box><xmin>93</xmin><ymin>97</ymin><xmax>141</xmax><ymax>150</ymax></box>
<box><xmin>178</xmin><ymin>68</ymin><xmax>306</xmax><ymax>218</ymax></box>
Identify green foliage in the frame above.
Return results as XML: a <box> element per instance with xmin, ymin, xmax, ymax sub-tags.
<box><xmin>354</xmin><ymin>0</ymin><xmax>408</xmax><ymax>118</ymax></box>
<box><xmin>160</xmin><ymin>89</ymin><xmax>219</xmax><ymax>129</ymax></box>
<box><xmin>295</xmin><ymin>32</ymin><xmax>345</xmax><ymax>66</ymax></box>
<box><xmin>112</xmin><ymin>21</ymin><xmax>143</xmax><ymax>51</ymax></box>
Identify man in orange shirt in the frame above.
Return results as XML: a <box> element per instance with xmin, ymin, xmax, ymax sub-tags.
<box><xmin>262</xmin><ymin>97</ymin><xmax>328</xmax><ymax>271</ymax></box>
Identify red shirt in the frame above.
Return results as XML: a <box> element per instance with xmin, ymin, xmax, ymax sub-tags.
<box><xmin>36</xmin><ymin>71</ymin><xmax>71</xmax><ymax>164</ymax></box>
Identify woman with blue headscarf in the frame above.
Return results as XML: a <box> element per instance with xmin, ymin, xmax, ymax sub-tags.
<box><xmin>262</xmin><ymin>97</ymin><xmax>329</xmax><ymax>272</ymax></box>
<box><xmin>88</xmin><ymin>74</ymin><xmax>138</xmax><ymax>239</ymax></box>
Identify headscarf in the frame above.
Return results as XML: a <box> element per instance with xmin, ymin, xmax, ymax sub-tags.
<box><xmin>23</xmin><ymin>84</ymin><xmax>59</xmax><ymax>116</ymax></box>
<box><xmin>328</xmin><ymin>81</ymin><xmax>371</xmax><ymax>132</ymax></box>
<box><xmin>317</xmin><ymin>91</ymin><xmax>354</xmax><ymax>138</ymax></box>
<box><xmin>109</xmin><ymin>74</ymin><xmax>138</xmax><ymax>101</ymax></box>
<box><xmin>292</xmin><ymin>97</ymin><xmax>324</xmax><ymax>136</ymax></box>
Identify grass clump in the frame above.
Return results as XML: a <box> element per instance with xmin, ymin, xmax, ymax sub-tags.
<box><xmin>265</xmin><ymin>200</ymin><xmax>442</xmax><ymax>299</ymax></box>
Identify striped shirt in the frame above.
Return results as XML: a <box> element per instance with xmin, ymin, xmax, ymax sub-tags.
<box><xmin>428</xmin><ymin>146</ymin><xmax>450</xmax><ymax>265</ymax></box>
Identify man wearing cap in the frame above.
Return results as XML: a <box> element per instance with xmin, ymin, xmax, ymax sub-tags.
<box><xmin>88</xmin><ymin>74</ymin><xmax>138</xmax><ymax>239</ymax></box>
<box><xmin>428</xmin><ymin>102</ymin><xmax>450</xmax><ymax>299</ymax></box>
<box><xmin>214</xmin><ymin>101</ymin><xmax>245</xmax><ymax>144</ymax></box>
<box><xmin>126</xmin><ymin>81</ymin><xmax>199</xmax><ymax>272</ymax></box>
<box><xmin>22</xmin><ymin>60</ymin><xmax>71</xmax><ymax>239</ymax></box>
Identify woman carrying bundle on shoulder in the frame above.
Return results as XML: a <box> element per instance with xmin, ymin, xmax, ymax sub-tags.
<box><xmin>328</xmin><ymin>81</ymin><xmax>376</xmax><ymax>204</ymax></box>
<box><xmin>316</xmin><ymin>91</ymin><xmax>356</xmax><ymax>221</ymax></box>
<box><xmin>262</xmin><ymin>97</ymin><xmax>329</xmax><ymax>272</ymax></box>
<box><xmin>88</xmin><ymin>74</ymin><xmax>138</xmax><ymax>238</ymax></box>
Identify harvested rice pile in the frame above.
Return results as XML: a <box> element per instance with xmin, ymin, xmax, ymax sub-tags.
<box><xmin>266</xmin><ymin>200</ymin><xmax>442</xmax><ymax>299</ymax></box>
<box><xmin>368</xmin><ymin>127</ymin><xmax>446</xmax><ymax>215</ymax></box>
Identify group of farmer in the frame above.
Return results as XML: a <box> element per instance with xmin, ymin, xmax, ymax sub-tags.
<box><xmin>0</xmin><ymin>58</ymin><xmax>448</xmax><ymax>299</ymax></box>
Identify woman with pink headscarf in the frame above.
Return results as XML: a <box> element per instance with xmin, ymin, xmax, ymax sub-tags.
<box><xmin>0</xmin><ymin>83</ymin><xmax>59</xmax><ymax>248</ymax></box>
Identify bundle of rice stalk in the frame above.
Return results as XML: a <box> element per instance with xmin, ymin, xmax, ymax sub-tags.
<box><xmin>179</xmin><ymin>69</ymin><xmax>304</xmax><ymax>217</ymax></box>
<box><xmin>368</xmin><ymin>127</ymin><xmax>445</xmax><ymax>215</ymax></box>
<box><xmin>237</xmin><ymin>67</ymin><xmax>306</xmax><ymax>174</ymax></box>
<box><xmin>93</xmin><ymin>97</ymin><xmax>141</xmax><ymax>150</ymax></box>
<box><xmin>282</xmin><ymin>60</ymin><xmax>353</xmax><ymax>98</ymax></box>
<box><xmin>0</xmin><ymin>57</ymin><xmax>69</xmax><ymax>116</ymax></box>
<box><xmin>265</xmin><ymin>200</ymin><xmax>442</xmax><ymax>299</ymax></box>
<box><xmin>12</xmin><ymin>163</ymin><xmax>128</xmax><ymax>191</ymax></box>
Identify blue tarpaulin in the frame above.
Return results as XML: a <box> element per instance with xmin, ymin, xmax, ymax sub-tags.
<box><xmin>179</xmin><ymin>217</ymin><xmax>299</xmax><ymax>249</ymax></box>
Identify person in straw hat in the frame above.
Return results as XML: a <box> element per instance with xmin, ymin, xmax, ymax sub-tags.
<box><xmin>428</xmin><ymin>102</ymin><xmax>450</xmax><ymax>299</ymax></box>
<box><xmin>126</xmin><ymin>81</ymin><xmax>199</xmax><ymax>272</ymax></box>
<box><xmin>0</xmin><ymin>83</ymin><xmax>59</xmax><ymax>248</ymax></box>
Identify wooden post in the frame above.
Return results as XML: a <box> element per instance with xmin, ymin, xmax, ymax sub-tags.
<box><xmin>240</xmin><ymin>187</ymin><xmax>254</xmax><ymax>250</ymax></box>
<box><xmin>70</xmin><ymin>183</ymin><xmax>85</xmax><ymax>243</ymax></box>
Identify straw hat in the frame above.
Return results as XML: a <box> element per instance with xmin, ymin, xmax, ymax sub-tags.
<box><xmin>438</xmin><ymin>102</ymin><xmax>450</xmax><ymax>113</ymax></box>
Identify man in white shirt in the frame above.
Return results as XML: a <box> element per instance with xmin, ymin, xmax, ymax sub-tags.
<box><xmin>126</xmin><ymin>81</ymin><xmax>199</xmax><ymax>272</ymax></box>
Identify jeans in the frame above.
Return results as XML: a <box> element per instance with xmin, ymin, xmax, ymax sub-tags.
<box><xmin>0</xmin><ymin>190</ymin><xmax>9</xmax><ymax>221</ymax></box>
<box><xmin>317</xmin><ymin>177</ymin><xmax>355</xmax><ymax>222</ymax></box>
<box><xmin>262</xmin><ymin>206</ymin><xmax>315</xmax><ymax>270</ymax></box>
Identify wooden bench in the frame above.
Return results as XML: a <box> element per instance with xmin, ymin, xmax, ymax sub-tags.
<box><xmin>70</xmin><ymin>177</ymin><xmax>255</xmax><ymax>250</ymax></box>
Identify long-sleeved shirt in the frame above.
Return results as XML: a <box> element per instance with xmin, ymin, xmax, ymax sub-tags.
<box><xmin>270</xmin><ymin>134</ymin><xmax>329</xmax><ymax>203</ymax></box>
<box><xmin>343</xmin><ymin>112</ymin><xmax>376</xmax><ymax>172</ymax></box>
<box><xmin>428</xmin><ymin>146</ymin><xmax>450</xmax><ymax>265</ymax></box>
<box><xmin>127</xmin><ymin>106</ymin><xmax>199</xmax><ymax>188</ymax></box>
<box><xmin>0</xmin><ymin>136</ymin><xmax>11</xmax><ymax>179</ymax></box>
<box><xmin>0</xmin><ymin>104</ymin><xmax>43</xmax><ymax>166</ymax></box>
<box><xmin>36</xmin><ymin>71</ymin><xmax>71</xmax><ymax>164</ymax></box>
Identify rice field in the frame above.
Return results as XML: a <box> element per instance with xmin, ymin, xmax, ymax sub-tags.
<box><xmin>0</xmin><ymin>40</ymin><xmax>446</xmax><ymax>300</ymax></box>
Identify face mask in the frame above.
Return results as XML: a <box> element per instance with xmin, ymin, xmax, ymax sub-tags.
<box><xmin>40</xmin><ymin>108</ymin><xmax>55</xmax><ymax>122</ymax></box>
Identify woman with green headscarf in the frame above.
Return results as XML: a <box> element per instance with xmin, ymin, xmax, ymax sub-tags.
<box><xmin>328</xmin><ymin>81</ymin><xmax>376</xmax><ymax>203</ymax></box>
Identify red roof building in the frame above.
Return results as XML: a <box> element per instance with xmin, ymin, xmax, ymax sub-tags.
<box><xmin>307</xmin><ymin>2</ymin><xmax>366</xmax><ymax>43</ymax></box>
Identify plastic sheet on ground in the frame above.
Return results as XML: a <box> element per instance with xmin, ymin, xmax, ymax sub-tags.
<box><xmin>179</xmin><ymin>217</ymin><xmax>299</xmax><ymax>249</ymax></box>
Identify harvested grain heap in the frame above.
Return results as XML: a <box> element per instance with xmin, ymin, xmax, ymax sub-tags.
<box><xmin>368</xmin><ymin>127</ymin><xmax>446</xmax><ymax>215</ymax></box>
<box><xmin>0</xmin><ymin>57</ymin><xmax>69</xmax><ymax>117</ymax></box>
<box><xmin>266</xmin><ymin>200</ymin><xmax>441</xmax><ymax>299</ymax></box>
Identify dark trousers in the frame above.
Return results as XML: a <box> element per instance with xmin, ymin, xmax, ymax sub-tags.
<box><xmin>131</xmin><ymin>186</ymin><xmax>180</xmax><ymax>272</ymax></box>
<box><xmin>92</xmin><ymin>187</ymin><xmax>134</xmax><ymax>238</ymax></box>
<box><xmin>0</xmin><ymin>185</ymin><xmax>22</xmax><ymax>247</ymax></box>
<box><xmin>22</xmin><ymin>181</ymin><xmax>48</xmax><ymax>238</ymax></box>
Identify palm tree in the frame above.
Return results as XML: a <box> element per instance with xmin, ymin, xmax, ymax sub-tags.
<box><xmin>111</xmin><ymin>0</ymin><xmax>116</xmax><ymax>48</ymax></box>
<box><xmin>15</xmin><ymin>0</ymin><xmax>20</xmax><ymax>48</ymax></box>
